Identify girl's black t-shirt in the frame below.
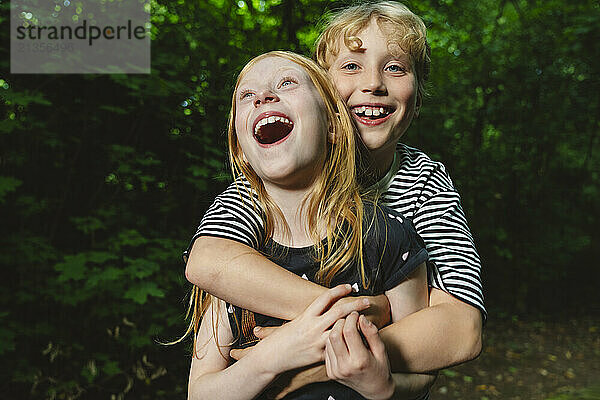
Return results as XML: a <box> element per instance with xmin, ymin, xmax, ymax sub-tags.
<box><xmin>226</xmin><ymin>203</ymin><xmax>428</xmax><ymax>400</ymax></box>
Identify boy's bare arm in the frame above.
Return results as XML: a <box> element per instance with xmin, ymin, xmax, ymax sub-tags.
<box><xmin>380</xmin><ymin>288</ymin><xmax>483</xmax><ymax>373</ymax></box>
<box><xmin>233</xmin><ymin>286</ymin><xmax>481</xmax><ymax>385</ymax></box>
<box><xmin>185</xmin><ymin>236</ymin><xmax>390</xmax><ymax>327</ymax></box>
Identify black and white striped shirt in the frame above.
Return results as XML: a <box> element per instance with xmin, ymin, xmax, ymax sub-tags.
<box><xmin>186</xmin><ymin>143</ymin><xmax>486</xmax><ymax>318</ymax></box>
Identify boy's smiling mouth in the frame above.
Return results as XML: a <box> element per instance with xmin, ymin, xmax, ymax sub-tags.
<box><xmin>253</xmin><ymin>111</ymin><xmax>294</xmax><ymax>146</ymax></box>
<box><xmin>351</xmin><ymin>104</ymin><xmax>395</xmax><ymax>126</ymax></box>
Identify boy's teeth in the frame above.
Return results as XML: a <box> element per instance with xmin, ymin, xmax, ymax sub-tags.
<box><xmin>353</xmin><ymin>106</ymin><xmax>390</xmax><ymax>118</ymax></box>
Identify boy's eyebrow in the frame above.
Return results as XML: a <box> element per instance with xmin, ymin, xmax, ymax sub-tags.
<box><xmin>336</xmin><ymin>46</ymin><xmax>412</xmax><ymax>62</ymax></box>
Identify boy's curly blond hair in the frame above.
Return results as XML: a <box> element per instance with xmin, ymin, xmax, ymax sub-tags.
<box><xmin>315</xmin><ymin>1</ymin><xmax>431</xmax><ymax>105</ymax></box>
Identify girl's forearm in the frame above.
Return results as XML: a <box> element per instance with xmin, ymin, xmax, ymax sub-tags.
<box><xmin>188</xmin><ymin>352</ymin><xmax>278</xmax><ymax>400</ymax></box>
<box><xmin>380</xmin><ymin>290</ymin><xmax>483</xmax><ymax>373</ymax></box>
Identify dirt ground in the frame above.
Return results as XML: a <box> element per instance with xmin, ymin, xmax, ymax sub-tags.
<box><xmin>432</xmin><ymin>315</ymin><xmax>600</xmax><ymax>400</ymax></box>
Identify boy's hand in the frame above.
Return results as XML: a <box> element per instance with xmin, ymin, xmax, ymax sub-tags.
<box><xmin>331</xmin><ymin>294</ymin><xmax>390</xmax><ymax>329</ymax></box>
<box><xmin>325</xmin><ymin>312</ymin><xmax>395</xmax><ymax>400</ymax></box>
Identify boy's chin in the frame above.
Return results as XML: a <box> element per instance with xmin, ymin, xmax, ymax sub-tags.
<box><xmin>359</xmin><ymin>127</ymin><xmax>405</xmax><ymax>152</ymax></box>
<box><xmin>360</xmin><ymin>134</ymin><xmax>395</xmax><ymax>152</ymax></box>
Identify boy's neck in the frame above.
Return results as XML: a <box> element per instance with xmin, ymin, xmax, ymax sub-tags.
<box><xmin>368</xmin><ymin>145</ymin><xmax>397</xmax><ymax>181</ymax></box>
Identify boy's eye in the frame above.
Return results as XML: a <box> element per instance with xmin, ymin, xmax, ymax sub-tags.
<box><xmin>386</xmin><ymin>64</ymin><xmax>406</xmax><ymax>73</ymax></box>
<box><xmin>341</xmin><ymin>62</ymin><xmax>360</xmax><ymax>71</ymax></box>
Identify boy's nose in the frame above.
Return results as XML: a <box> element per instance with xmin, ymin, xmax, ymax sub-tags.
<box><xmin>253</xmin><ymin>90</ymin><xmax>279</xmax><ymax>107</ymax></box>
<box><xmin>361</xmin><ymin>70</ymin><xmax>387</xmax><ymax>95</ymax></box>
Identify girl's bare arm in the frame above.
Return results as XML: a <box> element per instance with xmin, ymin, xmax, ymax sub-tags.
<box><xmin>188</xmin><ymin>300</ymin><xmax>277</xmax><ymax>400</ymax></box>
<box><xmin>189</xmin><ymin>286</ymin><xmax>372</xmax><ymax>399</ymax></box>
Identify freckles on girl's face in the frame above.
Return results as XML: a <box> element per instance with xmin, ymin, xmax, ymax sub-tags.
<box><xmin>234</xmin><ymin>57</ymin><xmax>329</xmax><ymax>189</ymax></box>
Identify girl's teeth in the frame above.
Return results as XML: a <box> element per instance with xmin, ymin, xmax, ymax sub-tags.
<box><xmin>372</xmin><ymin>108</ymin><xmax>380</xmax><ymax>116</ymax></box>
<box><xmin>365</xmin><ymin>108</ymin><xmax>373</xmax><ymax>116</ymax></box>
<box><xmin>254</xmin><ymin>115</ymin><xmax>293</xmax><ymax>135</ymax></box>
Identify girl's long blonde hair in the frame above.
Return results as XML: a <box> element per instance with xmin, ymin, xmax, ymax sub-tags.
<box><xmin>183</xmin><ymin>51</ymin><xmax>370</xmax><ymax>356</ymax></box>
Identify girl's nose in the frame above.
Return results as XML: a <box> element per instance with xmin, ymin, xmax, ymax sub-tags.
<box><xmin>253</xmin><ymin>90</ymin><xmax>280</xmax><ymax>107</ymax></box>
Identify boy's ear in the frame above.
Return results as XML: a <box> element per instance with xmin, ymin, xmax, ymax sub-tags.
<box><xmin>327</xmin><ymin>113</ymin><xmax>341</xmax><ymax>143</ymax></box>
<box><xmin>328</xmin><ymin>126</ymin><xmax>336</xmax><ymax>143</ymax></box>
<box><xmin>415</xmin><ymin>96</ymin><xmax>422</xmax><ymax>117</ymax></box>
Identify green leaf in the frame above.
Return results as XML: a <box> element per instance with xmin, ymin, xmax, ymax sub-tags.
<box><xmin>125</xmin><ymin>257</ymin><xmax>160</xmax><ymax>279</ymax></box>
<box><xmin>442</xmin><ymin>369</ymin><xmax>458</xmax><ymax>378</ymax></box>
<box><xmin>86</xmin><ymin>267</ymin><xmax>124</xmax><ymax>287</ymax></box>
<box><xmin>124</xmin><ymin>282</ymin><xmax>165</xmax><ymax>304</ymax></box>
<box><xmin>55</xmin><ymin>254</ymin><xmax>87</xmax><ymax>282</ymax></box>
<box><xmin>0</xmin><ymin>176</ymin><xmax>22</xmax><ymax>204</ymax></box>
<box><xmin>0</xmin><ymin>324</ymin><xmax>15</xmax><ymax>354</ymax></box>
<box><xmin>102</xmin><ymin>360</ymin><xmax>121</xmax><ymax>376</ymax></box>
<box><xmin>55</xmin><ymin>252</ymin><xmax>117</xmax><ymax>282</ymax></box>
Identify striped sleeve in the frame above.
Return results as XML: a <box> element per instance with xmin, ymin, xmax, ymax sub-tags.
<box><xmin>412</xmin><ymin>165</ymin><xmax>486</xmax><ymax>319</ymax></box>
<box><xmin>182</xmin><ymin>179</ymin><xmax>264</xmax><ymax>263</ymax></box>
<box><xmin>382</xmin><ymin>144</ymin><xmax>486</xmax><ymax>320</ymax></box>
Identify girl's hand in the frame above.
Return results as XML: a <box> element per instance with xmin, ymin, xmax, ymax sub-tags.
<box><xmin>256</xmin><ymin>284</ymin><xmax>370</xmax><ymax>375</ymax></box>
<box><xmin>325</xmin><ymin>313</ymin><xmax>395</xmax><ymax>400</ymax></box>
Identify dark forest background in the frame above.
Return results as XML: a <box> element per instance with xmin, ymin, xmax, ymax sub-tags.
<box><xmin>1</xmin><ymin>0</ymin><xmax>599</xmax><ymax>399</ymax></box>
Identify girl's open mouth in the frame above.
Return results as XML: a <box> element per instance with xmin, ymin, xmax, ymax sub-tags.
<box><xmin>253</xmin><ymin>112</ymin><xmax>294</xmax><ymax>146</ymax></box>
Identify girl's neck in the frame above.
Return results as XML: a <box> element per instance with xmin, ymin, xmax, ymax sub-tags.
<box><xmin>262</xmin><ymin>182</ymin><xmax>317</xmax><ymax>248</ymax></box>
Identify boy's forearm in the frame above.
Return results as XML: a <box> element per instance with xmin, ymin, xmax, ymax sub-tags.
<box><xmin>185</xmin><ymin>237</ymin><xmax>325</xmax><ymax>319</ymax></box>
<box><xmin>185</xmin><ymin>237</ymin><xmax>391</xmax><ymax>324</ymax></box>
<box><xmin>380</xmin><ymin>290</ymin><xmax>483</xmax><ymax>373</ymax></box>
<box><xmin>388</xmin><ymin>372</ymin><xmax>437</xmax><ymax>400</ymax></box>
<box><xmin>269</xmin><ymin>366</ymin><xmax>436</xmax><ymax>399</ymax></box>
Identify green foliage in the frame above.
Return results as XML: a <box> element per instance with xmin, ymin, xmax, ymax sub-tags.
<box><xmin>546</xmin><ymin>386</ymin><xmax>600</xmax><ymax>400</ymax></box>
<box><xmin>0</xmin><ymin>176</ymin><xmax>22</xmax><ymax>204</ymax></box>
<box><xmin>1</xmin><ymin>0</ymin><xmax>598</xmax><ymax>398</ymax></box>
